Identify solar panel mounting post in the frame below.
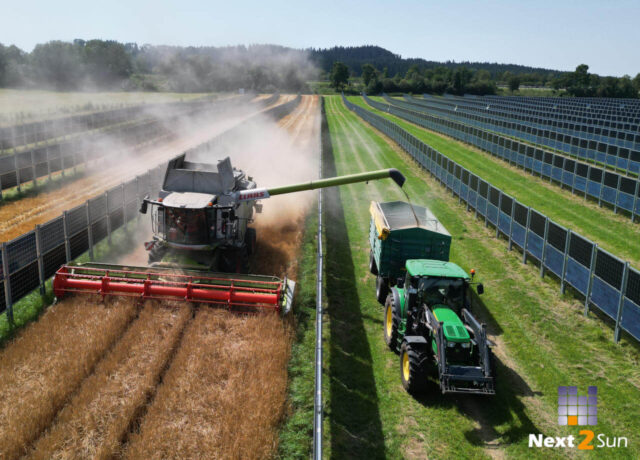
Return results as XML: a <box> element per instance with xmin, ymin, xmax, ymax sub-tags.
<box><xmin>614</xmin><ymin>262</ymin><xmax>630</xmax><ymax>343</ymax></box>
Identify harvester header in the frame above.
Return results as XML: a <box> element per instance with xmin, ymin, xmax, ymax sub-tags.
<box><xmin>52</xmin><ymin>153</ymin><xmax>406</xmax><ymax>315</ymax></box>
<box><xmin>53</xmin><ymin>263</ymin><xmax>295</xmax><ymax>314</ymax></box>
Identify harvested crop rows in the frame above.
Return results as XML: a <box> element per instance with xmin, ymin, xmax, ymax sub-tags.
<box><xmin>0</xmin><ymin>95</ymin><xmax>320</xmax><ymax>459</ymax></box>
<box><xmin>0</xmin><ymin>98</ymin><xmax>279</xmax><ymax>242</ymax></box>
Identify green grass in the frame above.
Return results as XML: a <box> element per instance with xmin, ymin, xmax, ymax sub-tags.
<box><xmin>399</xmin><ymin>95</ymin><xmax>635</xmax><ymax>178</ymax></box>
<box><xmin>318</xmin><ymin>95</ymin><xmax>639</xmax><ymax>459</ymax></box>
<box><xmin>496</xmin><ymin>87</ymin><xmax>564</xmax><ymax>97</ymax></box>
<box><xmin>350</xmin><ymin>95</ymin><xmax>640</xmax><ymax>269</ymax></box>
<box><xmin>278</xmin><ymin>204</ymin><xmax>320</xmax><ymax>458</ymax></box>
<box><xmin>0</xmin><ymin>218</ymin><xmax>146</xmax><ymax>345</ymax></box>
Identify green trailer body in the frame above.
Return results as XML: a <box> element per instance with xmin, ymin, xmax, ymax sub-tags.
<box><xmin>369</xmin><ymin>201</ymin><xmax>451</xmax><ymax>299</ymax></box>
<box><xmin>371</xmin><ymin>201</ymin><xmax>496</xmax><ymax>396</ymax></box>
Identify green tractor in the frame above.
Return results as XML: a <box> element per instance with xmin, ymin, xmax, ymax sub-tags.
<box><xmin>383</xmin><ymin>260</ymin><xmax>495</xmax><ymax>395</ymax></box>
<box><xmin>369</xmin><ymin>201</ymin><xmax>496</xmax><ymax>395</ymax></box>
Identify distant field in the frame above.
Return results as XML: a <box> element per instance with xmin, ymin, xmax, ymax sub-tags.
<box><xmin>496</xmin><ymin>87</ymin><xmax>564</xmax><ymax>97</ymax></box>
<box><xmin>0</xmin><ymin>89</ymin><xmax>213</xmax><ymax>126</ymax></box>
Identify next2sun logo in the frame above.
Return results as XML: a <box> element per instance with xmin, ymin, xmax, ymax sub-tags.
<box><xmin>528</xmin><ymin>386</ymin><xmax>628</xmax><ymax>450</ymax></box>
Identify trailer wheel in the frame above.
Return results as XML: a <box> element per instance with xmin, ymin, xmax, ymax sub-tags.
<box><xmin>369</xmin><ymin>252</ymin><xmax>378</xmax><ymax>275</ymax></box>
<box><xmin>383</xmin><ymin>294</ymin><xmax>400</xmax><ymax>352</ymax></box>
<box><xmin>400</xmin><ymin>341</ymin><xmax>429</xmax><ymax>395</ymax></box>
<box><xmin>376</xmin><ymin>275</ymin><xmax>388</xmax><ymax>305</ymax></box>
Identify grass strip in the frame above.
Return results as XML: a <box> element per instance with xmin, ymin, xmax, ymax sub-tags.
<box><xmin>323</xmin><ymin>95</ymin><xmax>640</xmax><ymax>459</ymax></box>
<box><xmin>353</xmin><ymin>96</ymin><xmax>640</xmax><ymax>268</ymax></box>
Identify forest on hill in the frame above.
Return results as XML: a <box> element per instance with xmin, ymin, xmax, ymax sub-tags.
<box><xmin>0</xmin><ymin>40</ymin><xmax>637</xmax><ymax>97</ymax></box>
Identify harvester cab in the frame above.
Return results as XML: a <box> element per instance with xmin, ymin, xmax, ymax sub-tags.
<box><xmin>139</xmin><ymin>154</ymin><xmax>405</xmax><ymax>274</ymax></box>
<box><xmin>384</xmin><ymin>260</ymin><xmax>495</xmax><ymax>395</ymax></box>
<box><xmin>53</xmin><ymin>154</ymin><xmax>406</xmax><ymax>315</ymax></box>
<box><xmin>139</xmin><ymin>154</ymin><xmax>259</xmax><ymax>273</ymax></box>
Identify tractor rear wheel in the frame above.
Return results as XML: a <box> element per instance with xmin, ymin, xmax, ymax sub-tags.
<box><xmin>383</xmin><ymin>294</ymin><xmax>400</xmax><ymax>352</ymax></box>
<box><xmin>376</xmin><ymin>275</ymin><xmax>388</xmax><ymax>305</ymax></box>
<box><xmin>369</xmin><ymin>251</ymin><xmax>378</xmax><ymax>275</ymax></box>
<box><xmin>399</xmin><ymin>341</ymin><xmax>429</xmax><ymax>395</ymax></box>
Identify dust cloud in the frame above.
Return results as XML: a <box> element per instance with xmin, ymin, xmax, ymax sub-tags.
<box><xmin>188</xmin><ymin>96</ymin><xmax>321</xmax><ymax>276</ymax></box>
<box><xmin>0</xmin><ymin>95</ymin><xmax>265</xmax><ymax>242</ymax></box>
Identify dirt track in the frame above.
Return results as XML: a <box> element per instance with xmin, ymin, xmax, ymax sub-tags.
<box><xmin>0</xmin><ymin>95</ymin><xmax>320</xmax><ymax>459</ymax></box>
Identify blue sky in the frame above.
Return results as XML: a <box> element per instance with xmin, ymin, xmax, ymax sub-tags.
<box><xmin>2</xmin><ymin>0</ymin><xmax>638</xmax><ymax>76</ymax></box>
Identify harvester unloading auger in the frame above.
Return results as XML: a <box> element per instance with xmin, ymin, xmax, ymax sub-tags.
<box><xmin>53</xmin><ymin>154</ymin><xmax>405</xmax><ymax>313</ymax></box>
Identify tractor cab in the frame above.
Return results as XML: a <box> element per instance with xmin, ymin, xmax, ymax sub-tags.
<box><xmin>407</xmin><ymin>260</ymin><xmax>470</xmax><ymax>310</ymax></box>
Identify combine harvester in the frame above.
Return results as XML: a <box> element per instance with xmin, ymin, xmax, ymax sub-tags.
<box><xmin>369</xmin><ymin>201</ymin><xmax>496</xmax><ymax>395</ymax></box>
<box><xmin>53</xmin><ymin>154</ymin><xmax>405</xmax><ymax>314</ymax></box>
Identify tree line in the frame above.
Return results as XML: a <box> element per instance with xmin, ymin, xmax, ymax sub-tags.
<box><xmin>550</xmin><ymin>64</ymin><xmax>639</xmax><ymax>98</ymax></box>
<box><xmin>330</xmin><ymin>60</ymin><xmax>640</xmax><ymax>98</ymax></box>
<box><xmin>312</xmin><ymin>45</ymin><xmax>563</xmax><ymax>85</ymax></box>
<box><xmin>0</xmin><ymin>41</ymin><xmax>315</xmax><ymax>92</ymax></box>
<box><xmin>331</xmin><ymin>61</ymin><xmax>499</xmax><ymax>95</ymax></box>
<box><xmin>1</xmin><ymin>40</ymin><xmax>638</xmax><ymax>98</ymax></box>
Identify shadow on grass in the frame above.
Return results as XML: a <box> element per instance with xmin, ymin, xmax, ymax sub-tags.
<box><xmin>407</xmin><ymin>352</ymin><xmax>544</xmax><ymax>450</ymax></box>
<box><xmin>458</xmin><ymin>354</ymin><xmax>544</xmax><ymax>448</ymax></box>
<box><xmin>462</xmin><ymin>286</ymin><xmax>543</xmax><ymax>447</ymax></box>
<box><xmin>468</xmin><ymin>289</ymin><xmax>504</xmax><ymax>336</ymax></box>
<box><xmin>323</xmin><ymin>109</ymin><xmax>386</xmax><ymax>460</ymax></box>
<box><xmin>401</xmin><ymin>287</ymin><xmax>543</xmax><ymax>449</ymax></box>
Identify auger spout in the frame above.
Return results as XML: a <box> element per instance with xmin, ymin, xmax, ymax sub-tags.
<box><xmin>236</xmin><ymin>168</ymin><xmax>406</xmax><ymax>202</ymax></box>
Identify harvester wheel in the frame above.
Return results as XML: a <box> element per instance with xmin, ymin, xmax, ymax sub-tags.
<box><xmin>245</xmin><ymin>228</ymin><xmax>257</xmax><ymax>256</ymax></box>
<box><xmin>235</xmin><ymin>247</ymin><xmax>250</xmax><ymax>274</ymax></box>
<box><xmin>148</xmin><ymin>243</ymin><xmax>167</xmax><ymax>264</ymax></box>
<box><xmin>399</xmin><ymin>341</ymin><xmax>429</xmax><ymax>395</ymax></box>
<box><xmin>369</xmin><ymin>252</ymin><xmax>378</xmax><ymax>275</ymax></box>
<box><xmin>376</xmin><ymin>275</ymin><xmax>388</xmax><ymax>305</ymax></box>
<box><xmin>220</xmin><ymin>247</ymin><xmax>250</xmax><ymax>274</ymax></box>
<box><xmin>383</xmin><ymin>294</ymin><xmax>400</xmax><ymax>352</ymax></box>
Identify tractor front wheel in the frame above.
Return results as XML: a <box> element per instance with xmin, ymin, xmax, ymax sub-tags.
<box><xmin>383</xmin><ymin>294</ymin><xmax>400</xmax><ymax>352</ymax></box>
<box><xmin>399</xmin><ymin>341</ymin><xmax>429</xmax><ymax>395</ymax></box>
<box><xmin>376</xmin><ymin>275</ymin><xmax>388</xmax><ymax>305</ymax></box>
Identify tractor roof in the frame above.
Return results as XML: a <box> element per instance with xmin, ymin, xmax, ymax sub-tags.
<box><xmin>162</xmin><ymin>192</ymin><xmax>216</xmax><ymax>209</ymax></box>
<box><xmin>406</xmin><ymin>260</ymin><xmax>470</xmax><ymax>279</ymax></box>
